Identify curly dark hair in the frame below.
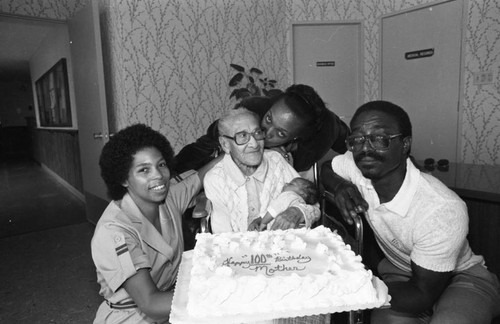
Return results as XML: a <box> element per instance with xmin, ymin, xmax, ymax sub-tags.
<box><xmin>99</xmin><ymin>124</ymin><xmax>175</xmax><ymax>200</ymax></box>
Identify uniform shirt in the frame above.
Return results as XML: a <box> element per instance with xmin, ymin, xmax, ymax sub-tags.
<box><xmin>331</xmin><ymin>152</ymin><xmax>484</xmax><ymax>273</ymax></box>
<box><xmin>205</xmin><ymin>150</ymin><xmax>320</xmax><ymax>233</ymax></box>
<box><xmin>91</xmin><ymin>170</ymin><xmax>200</xmax><ymax>323</ymax></box>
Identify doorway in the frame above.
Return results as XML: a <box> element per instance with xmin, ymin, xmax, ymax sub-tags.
<box><xmin>381</xmin><ymin>0</ymin><xmax>464</xmax><ymax>162</ymax></box>
<box><xmin>0</xmin><ymin>14</ymin><xmax>86</xmax><ymax>237</ymax></box>
<box><xmin>291</xmin><ymin>21</ymin><xmax>364</xmax><ymax>179</ymax></box>
<box><xmin>291</xmin><ymin>21</ymin><xmax>364</xmax><ymax>125</ymax></box>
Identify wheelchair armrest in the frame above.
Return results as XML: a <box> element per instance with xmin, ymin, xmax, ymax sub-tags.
<box><xmin>322</xmin><ymin>190</ymin><xmax>364</xmax><ymax>255</ymax></box>
<box><xmin>192</xmin><ymin>191</ymin><xmax>209</xmax><ymax>219</ymax></box>
<box><xmin>192</xmin><ymin>191</ymin><xmax>212</xmax><ymax>233</ymax></box>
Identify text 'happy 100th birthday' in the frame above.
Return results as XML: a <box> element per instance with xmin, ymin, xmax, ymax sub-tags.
<box><xmin>221</xmin><ymin>254</ymin><xmax>312</xmax><ymax>276</ymax></box>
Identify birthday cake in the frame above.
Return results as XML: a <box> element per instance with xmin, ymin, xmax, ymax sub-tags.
<box><xmin>186</xmin><ymin>226</ymin><xmax>382</xmax><ymax>318</ymax></box>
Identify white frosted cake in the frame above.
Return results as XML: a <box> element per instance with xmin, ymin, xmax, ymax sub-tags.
<box><xmin>186</xmin><ymin>226</ymin><xmax>383</xmax><ymax>319</ymax></box>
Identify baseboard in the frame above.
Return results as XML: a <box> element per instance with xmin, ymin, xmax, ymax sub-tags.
<box><xmin>40</xmin><ymin>163</ymin><xmax>85</xmax><ymax>202</ymax></box>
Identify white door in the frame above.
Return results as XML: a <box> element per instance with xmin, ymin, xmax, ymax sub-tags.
<box><xmin>292</xmin><ymin>21</ymin><xmax>363</xmax><ymax>125</ymax></box>
<box><xmin>381</xmin><ymin>0</ymin><xmax>464</xmax><ymax>162</ymax></box>
<box><xmin>68</xmin><ymin>0</ymin><xmax>110</xmax><ymax>224</ymax></box>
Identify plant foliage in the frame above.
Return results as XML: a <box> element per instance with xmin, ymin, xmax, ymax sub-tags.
<box><xmin>229</xmin><ymin>63</ymin><xmax>283</xmax><ymax>100</ymax></box>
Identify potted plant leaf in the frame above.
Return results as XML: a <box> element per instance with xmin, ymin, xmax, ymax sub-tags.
<box><xmin>228</xmin><ymin>63</ymin><xmax>283</xmax><ymax>100</ymax></box>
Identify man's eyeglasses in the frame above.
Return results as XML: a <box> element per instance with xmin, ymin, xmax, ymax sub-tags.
<box><xmin>221</xmin><ymin>128</ymin><xmax>266</xmax><ymax>145</ymax></box>
<box><xmin>346</xmin><ymin>134</ymin><xmax>403</xmax><ymax>151</ymax></box>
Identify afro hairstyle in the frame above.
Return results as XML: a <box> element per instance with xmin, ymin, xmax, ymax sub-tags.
<box><xmin>99</xmin><ymin>124</ymin><xmax>175</xmax><ymax>200</ymax></box>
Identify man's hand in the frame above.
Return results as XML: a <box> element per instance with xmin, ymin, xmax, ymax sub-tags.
<box><xmin>331</xmin><ymin>180</ymin><xmax>368</xmax><ymax>225</ymax></box>
<box><xmin>247</xmin><ymin>217</ymin><xmax>262</xmax><ymax>231</ymax></box>
<box><xmin>321</xmin><ymin>160</ymin><xmax>368</xmax><ymax>225</ymax></box>
<box><xmin>271</xmin><ymin>207</ymin><xmax>303</xmax><ymax>230</ymax></box>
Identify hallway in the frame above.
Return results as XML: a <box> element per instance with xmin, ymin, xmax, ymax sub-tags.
<box><xmin>0</xmin><ymin>156</ymin><xmax>101</xmax><ymax>323</ymax></box>
<box><xmin>0</xmin><ymin>156</ymin><xmax>86</xmax><ymax>238</ymax></box>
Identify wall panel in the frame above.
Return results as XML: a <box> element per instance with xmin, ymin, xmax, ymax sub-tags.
<box><xmin>31</xmin><ymin>129</ymin><xmax>83</xmax><ymax>193</ymax></box>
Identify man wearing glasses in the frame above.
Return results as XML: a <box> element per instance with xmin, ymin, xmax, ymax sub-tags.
<box><xmin>204</xmin><ymin>108</ymin><xmax>320</xmax><ymax>234</ymax></box>
<box><xmin>321</xmin><ymin>100</ymin><xmax>500</xmax><ymax>323</ymax></box>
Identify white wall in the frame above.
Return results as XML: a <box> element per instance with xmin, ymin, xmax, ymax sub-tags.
<box><xmin>30</xmin><ymin>23</ymin><xmax>78</xmax><ymax>130</ymax></box>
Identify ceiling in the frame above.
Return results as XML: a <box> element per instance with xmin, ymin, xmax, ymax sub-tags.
<box><xmin>0</xmin><ymin>15</ymin><xmax>63</xmax><ymax>82</ymax></box>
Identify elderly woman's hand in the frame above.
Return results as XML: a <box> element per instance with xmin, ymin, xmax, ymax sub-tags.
<box><xmin>247</xmin><ymin>217</ymin><xmax>262</xmax><ymax>231</ymax></box>
<box><xmin>271</xmin><ymin>207</ymin><xmax>303</xmax><ymax>230</ymax></box>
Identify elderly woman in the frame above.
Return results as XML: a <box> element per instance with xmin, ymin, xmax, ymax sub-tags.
<box><xmin>91</xmin><ymin>124</ymin><xmax>216</xmax><ymax>323</ymax></box>
<box><xmin>175</xmin><ymin>84</ymin><xmax>350</xmax><ymax>175</ymax></box>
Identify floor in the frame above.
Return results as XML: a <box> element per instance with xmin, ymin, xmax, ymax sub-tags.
<box><xmin>0</xmin><ymin>157</ymin><xmax>86</xmax><ymax>238</ymax></box>
<box><xmin>0</xmin><ymin>156</ymin><xmax>101</xmax><ymax>323</ymax></box>
<box><xmin>0</xmin><ymin>222</ymin><xmax>101</xmax><ymax>323</ymax></box>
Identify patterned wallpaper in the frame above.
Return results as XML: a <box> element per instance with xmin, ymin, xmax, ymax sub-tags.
<box><xmin>463</xmin><ymin>0</ymin><xmax>500</xmax><ymax>164</ymax></box>
<box><xmin>100</xmin><ymin>0</ymin><xmax>289</xmax><ymax>149</ymax></box>
<box><xmin>0</xmin><ymin>0</ymin><xmax>86</xmax><ymax>19</ymax></box>
<box><xmin>1</xmin><ymin>0</ymin><xmax>499</xmax><ymax>165</ymax></box>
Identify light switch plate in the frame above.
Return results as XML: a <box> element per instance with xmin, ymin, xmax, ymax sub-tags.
<box><xmin>473</xmin><ymin>71</ymin><xmax>494</xmax><ymax>85</ymax></box>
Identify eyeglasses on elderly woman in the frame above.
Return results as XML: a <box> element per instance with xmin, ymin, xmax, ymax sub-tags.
<box><xmin>221</xmin><ymin>128</ymin><xmax>266</xmax><ymax>145</ymax></box>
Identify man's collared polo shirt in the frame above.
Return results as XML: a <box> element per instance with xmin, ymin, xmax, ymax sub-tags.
<box><xmin>332</xmin><ymin>152</ymin><xmax>483</xmax><ymax>273</ymax></box>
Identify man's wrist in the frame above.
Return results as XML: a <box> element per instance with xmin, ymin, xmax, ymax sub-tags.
<box><xmin>332</xmin><ymin>177</ymin><xmax>349</xmax><ymax>194</ymax></box>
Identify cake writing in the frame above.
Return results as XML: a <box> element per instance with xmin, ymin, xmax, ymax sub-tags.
<box><xmin>275</xmin><ymin>255</ymin><xmax>311</xmax><ymax>264</ymax></box>
<box><xmin>221</xmin><ymin>254</ymin><xmax>311</xmax><ymax>276</ymax></box>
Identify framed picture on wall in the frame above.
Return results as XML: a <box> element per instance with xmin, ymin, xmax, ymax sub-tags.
<box><xmin>35</xmin><ymin>58</ymin><xmax>72</xmax><ymax>127</ymax></box>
